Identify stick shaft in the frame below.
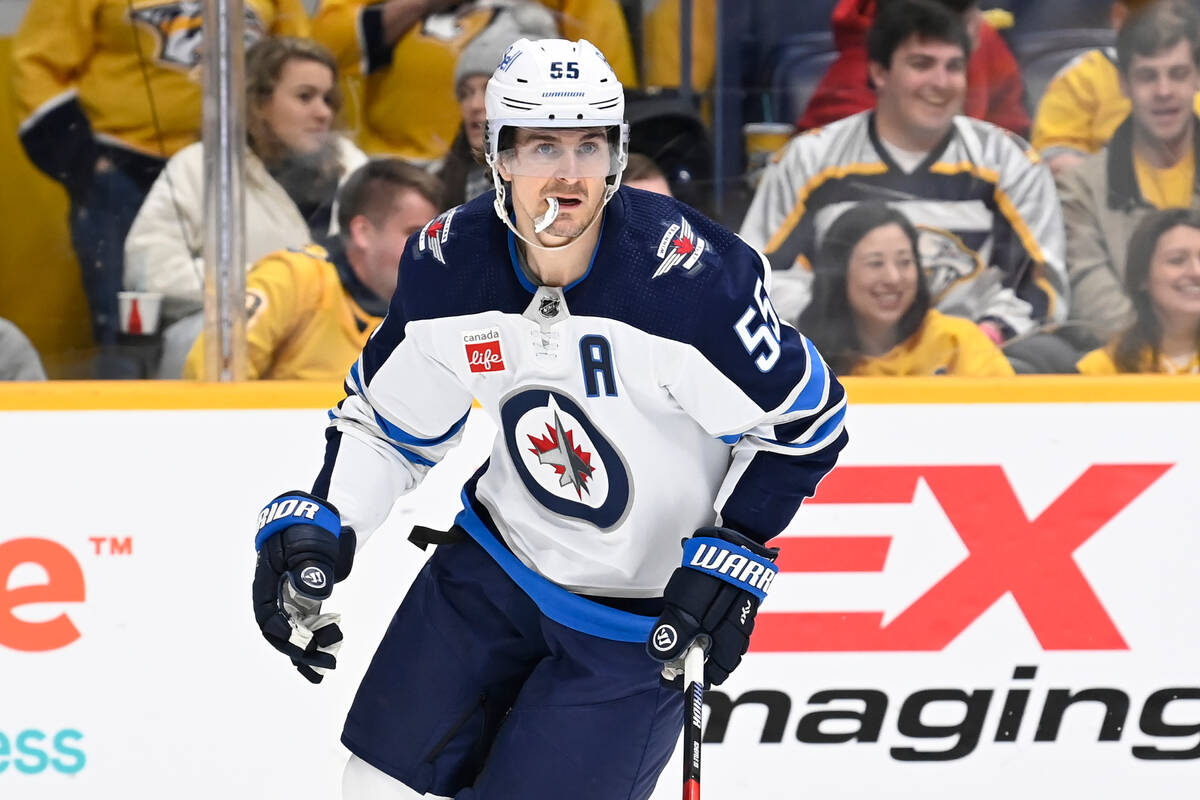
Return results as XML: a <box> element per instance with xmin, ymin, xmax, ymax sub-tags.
<box><xmin>682</xmin><ymin>641</ymin><xmax>705</xmax><ymax>800</ymax></box>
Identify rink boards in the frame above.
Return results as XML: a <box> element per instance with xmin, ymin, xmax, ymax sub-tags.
<box><xmin>2</xmin><ymin>377</ymin><xmax>1198</xmax><ymax>799</ymax></box>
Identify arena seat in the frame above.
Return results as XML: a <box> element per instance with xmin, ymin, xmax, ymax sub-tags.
<box><xmin>1010</xmin><ymin>28</ymin><xmax>1115</xmax><ymax>111</ymax></box>
<box><xmin>756</xmin><ymin>32</ymin><xmax>838</xmax><ymax>125</ymax></box>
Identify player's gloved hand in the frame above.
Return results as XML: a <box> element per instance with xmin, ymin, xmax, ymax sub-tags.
<box><xmin>252</xmin><ymin>491</ymin><xmax>356</xmax><ymax>684</ymax></box>
<box><xmin>647</xmin><ymin>526</ymin><xmax>779</xmax><ymax>687</ymax></box>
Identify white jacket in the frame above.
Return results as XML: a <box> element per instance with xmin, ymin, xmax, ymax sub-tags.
<box><xmin>124</xmin><ymin>136</ymin><xmax>367</xmax><ymax>324</ymax></box>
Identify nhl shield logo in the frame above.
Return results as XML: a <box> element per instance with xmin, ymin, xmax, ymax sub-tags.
<box><xmin>652</xmin><ymin>216</ymin><xmax>708</xmax><ymax>279</ymax></box>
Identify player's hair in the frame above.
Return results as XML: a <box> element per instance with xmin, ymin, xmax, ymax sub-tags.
<box><xmin>245</xmin><ymin>36</ymin><xmax>343</xmax><ymax>165</ymax></box>
<box><xmin>1112</xmin><ymin>207</ymin><xmax>1200</xmax><ymax>372</ymax></box>
<box><xmin>623</xmin><ymin>153</ymin><xmax>667</xmax><ymax>184</ymax></box>
<box><xmin>797</xmin><ymin>202</ymin><xmax>932</xmax><ymax>375</ymax></box>
<box><xmin>1117</xmin><ymin>0</ymin><xmax>1200</xmax><ymax>74</ymax></box>
<box><xmin>868</xmin><ymin>0</ymin><xmax>973</xmax><ymax>69</ymax></box>
<box><xmin>337</xmin><ymin>159</ymin><xmax>446</xmax><ymax>237</ymax></box>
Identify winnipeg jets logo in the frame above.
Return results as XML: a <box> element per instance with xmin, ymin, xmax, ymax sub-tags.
<box><xmin>527</xmin><ymin>410</ymin><xmax>595</xmax><ymax>498</ymax></box>
<box><xmin>419</xmin><ymin>208</ymin><xmax>457</xmax><ymax>265</ymax></box>
<box><xmin>129</xmin><ymin>2</ymin><xmax>266</xmax><ymax>69</ymax></box>
<box><xmin>652</xmin><ymin>216</ymin><xmax>707</xmax><ymax>278</ymax></box>
<box><xmin>501</xmin><ymin>388</ymin><xmax>633</xmax><ymax>529</ymax></box>
<box><xmin>498</xmin><ymin>44</ymin><xmax>522</xmax><ymax>72</ymax></box>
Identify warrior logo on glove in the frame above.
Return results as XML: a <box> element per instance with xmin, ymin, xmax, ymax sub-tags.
<box><xmin>651</xmin><ymin>624</ymin><xmax>678</xmax><ymax>652</ymax></box>
<box><xmin>252</xmin><ymin>491</ymin><xmax>355</xmax><ymax>684</ymax></box>
<box><xmin>300</xmin><ymin>565</ymin><xmax>328</xmax><ymax>590</ymax></box>
<box><xmin>647</xmin><ymin>526</ymin><xmax>779</xmax><ymax>687</ymax></box>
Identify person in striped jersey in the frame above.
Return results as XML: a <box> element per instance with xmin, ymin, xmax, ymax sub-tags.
<box><xmin>741</xmin><ymin>0</ymin><xmax>1068</xmax><ymax>350</ymax></box>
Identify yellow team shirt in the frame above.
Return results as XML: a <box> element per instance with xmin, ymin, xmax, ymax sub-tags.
<box><xmin>314</xmin><ymin>0</ymin><xmax>637</xmax><ymax>162</ymax></box>
<box><xmin>641</xmin><ymin>0</ymin><xmax>715</xmax><ymax>90</ymax></box>
<box><xmin>13</xmin><ymin>0</ymin><xmax>310</xmax><ymax>158</ymax></box>
<box><xmin>850</xmin><ymin>310</ymin><xmax>1016</xmax><ymax>377</ymax></box>
<box><xmin>1076</xmin><ymin>345</ymin><xmax>1200</xmax><ymax>375</ymax></box>
<box><xmin>1033</xmin><ymin>48</ymin><xmax>1200</xmax><ymax>156</ymax></box>
<box><xmin>183</xmin><ymin>245</ymin><xmax>382</xmax><ymax>381</ymax></box>
<box><xmin>1134</xmin><ymin>148</ymin><xmax>1196</xmax><ymax>209</ymax></box>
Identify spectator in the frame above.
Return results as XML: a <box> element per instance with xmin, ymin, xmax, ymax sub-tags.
<box><xmin>798</xmin><ymin>0</ymin><xmax>1029</xmax><ymax>137</ymax></box>
<box><xmin>1057</xmin><ymin>0</ymin><xmax>1200</xmax><ymax>346</ymax></box>
<box><xmin>0</xmin><ymin>318</ymin><xmax>48</xmax><ymax>381</ymax></box>
<box><xmin>439</xmin><ymin>4</ymin><xmax>557</xmax><ymax>207</ymax></box>
<box><xmin>1077</xmin><ymin>207</ymin><xmax>1200</xmax><ymax>373</ymax></box>
<box><xmin>623</xmin><ymin>153</ymin><xmax>674</xmax><ymax>196</ymax></box>
<box><xmin>640</xmin><ymin>0</ymin><xmax>716</xmax><ymax>91</ymax></box>
<box><xmin>1033</xmin><ymin>0</ymin><xmax>1200</xmax><ymax>177</ymax></box>
<box><xmin>742</xmin><ymin>0</ymin><xmax>1067</xmax><ymax>352</ymax></box>
<box><xmin>11</xmin><ymin>0</ymin><xmax>310</xmax><ymax>368</ymax></box>
<box><xmin>125</xmin><ymin>36</ymin><xmax>368</xmax><ymax>378</ymax></box>
<box><xmin>183</xmin><ymin>160</ymin><xmax>442</xmax><ymax>380</ymax></box>
<box><xmin>799</xmin><ymin>203</ymin><xmax>1013</xmax><ymax>375</ymax></box>
<box><xmin>312</xmin><ymin>0</ymin><xmax>637</xmax><ymax>163</ymax></box>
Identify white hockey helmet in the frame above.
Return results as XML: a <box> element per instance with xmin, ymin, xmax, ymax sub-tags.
<box><xmin>484</xmin><ymin>38</ymin><xmax>629</xmax><ymax>244</ymax></box>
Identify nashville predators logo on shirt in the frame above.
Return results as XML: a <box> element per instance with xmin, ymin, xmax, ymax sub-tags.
<box><xmin>917</xmin><ymin>226</ymin><xmax>985</xmax><ymax>301</ymax></box>
<box><xmin>129</xmin><ymin>2</ymin><xmax>267</xmax><ymax>70</ymax></box>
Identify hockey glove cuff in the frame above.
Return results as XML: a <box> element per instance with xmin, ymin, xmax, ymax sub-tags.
<box><xmin>647</xmin><ymin>526</ymin><xmax>779</xmax><ymax>687</ymax></box>
<box><xmin>252</xmin><ymin>491</ymin><xmax>356</xmax><ymax>683</ymax></box>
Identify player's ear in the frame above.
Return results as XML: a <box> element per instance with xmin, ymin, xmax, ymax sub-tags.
<box><xmin>497</xmin><ymin>157</ymin><xmax>513</xmax><ymax>183</ymax></box>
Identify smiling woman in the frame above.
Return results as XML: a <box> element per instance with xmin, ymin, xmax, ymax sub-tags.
<box><xmin>1078</xmin><ymin>208</ymin><xmax>1200</xmax><ymax>374</ymax></box>
<box><xmin>797</xmin><ymin>202</ymin><xmax>1015</xmax><ymax>377</ymax></box>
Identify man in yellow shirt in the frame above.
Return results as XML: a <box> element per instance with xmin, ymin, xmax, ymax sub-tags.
<box><xmin>1031</xmin><ymin>0</ymin><xmax>1183</xmax><ymax>176</ymax></box>
<box><xmin>1057</xmin><ymin>0</ymin><xmax>1200</xmax><ymax>346</ymax></box>
<box><xmin>184</xmin><ymin>160</ymin><xmax>442</xmax><ymax>380</ymax></box>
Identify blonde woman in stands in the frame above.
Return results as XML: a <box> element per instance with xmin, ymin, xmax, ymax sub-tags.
<box><xmin>797</xmin><ymin>202</ymin><xmax>1015</xmax><ymax>377</ymax></box>
<box><xmin>1077</xmin><ymin>207</ymin><xmax>1200</xmax><ymax>374</ymax></box>
<box><xmin>125</xmin><ymin>37</ymin><xmax>367</xmax><ymax>377</ymax></box>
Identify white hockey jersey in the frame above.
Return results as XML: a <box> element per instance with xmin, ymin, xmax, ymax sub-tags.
<box><xmin>313</xmin><ymin>187</ymin><xmax>848</xmax><ymax>641</ymax></box>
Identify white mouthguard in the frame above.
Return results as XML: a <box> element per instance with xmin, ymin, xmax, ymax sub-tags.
<box><xmin>533</xmin><ymin>197</ymin><xmax>559</xmax><ymax>234</ymax></box>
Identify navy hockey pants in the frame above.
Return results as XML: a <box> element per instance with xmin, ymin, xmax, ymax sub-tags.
<box><xmin>341</xmin><ymin>533</ymin><xmax>684</xmax><ymax>799</ymax></box>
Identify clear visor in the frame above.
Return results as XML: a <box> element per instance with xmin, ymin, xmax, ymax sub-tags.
<box><xmin>497</xmin><ymin>126</ymin><xmax>621</xmax><ymax>179</ymax></box>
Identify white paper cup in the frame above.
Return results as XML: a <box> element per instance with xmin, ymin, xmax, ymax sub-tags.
<box><xmin>117</xmin><ymin>291</ymin><xmax>164</xmax><ymax>335</ymax></box>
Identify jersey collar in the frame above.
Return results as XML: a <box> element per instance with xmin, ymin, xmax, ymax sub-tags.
<box><xmin>506</xmin><ymin>211</ymin><xmax>609</xmax><ymax>294</ymax></box>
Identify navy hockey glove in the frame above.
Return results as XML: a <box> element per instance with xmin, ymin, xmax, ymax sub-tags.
<box><xmin>647</xmin><ymin>527</ymin><xmax>779</xmax><ymax>687</ymax></box>
<box><xmin>252</xmin><ymin>491</ymin><xmax>355</xmax><ymax>684</ymax></box>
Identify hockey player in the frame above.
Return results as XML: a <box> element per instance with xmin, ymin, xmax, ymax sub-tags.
<box><xmin>252</xmin><ymin>38</ymin><xmax>847</xmax><ymax>799</ymax></box>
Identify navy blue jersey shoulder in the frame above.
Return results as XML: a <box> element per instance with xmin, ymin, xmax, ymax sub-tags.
<box><xmin>564</xmin><ymin>187</ymin><xmax>769</xmax><ymax>345</ymax></box>
<box><xmin>592</xmin><ymin>189</ymin><xmax>815</xmax><ymax>414</ymax></box>
<box><xmin>395</xmin><ymin>191</ymin><xmax>534</xmax><ymax>323</ymax></box>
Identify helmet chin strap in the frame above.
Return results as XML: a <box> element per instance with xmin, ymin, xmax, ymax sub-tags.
<box><xmin>491</xmin><ymin>172</ymin><xmax>618</xmax><ymax>253</ymax></box>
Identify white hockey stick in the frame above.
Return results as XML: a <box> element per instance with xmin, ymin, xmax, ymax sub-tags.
<box><xmin>681</xmin><ymin>639</ymin><xmax>707</xmax><ymax>800</ymax></box>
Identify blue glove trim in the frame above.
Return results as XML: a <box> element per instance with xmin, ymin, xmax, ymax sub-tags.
<box><xmin>455</xmin><ymin>492</ymin><xmax>656</xmax><ymax>643</ymax></box>
<box><xmin>255</xmin><ymin>494</ymin><xmax>341</xmax><ymax>551</ymax></box>
<box><xmin>681</xmin><ymin>536</ymin><xmax>778</xmax><ymax>602</ymax></box>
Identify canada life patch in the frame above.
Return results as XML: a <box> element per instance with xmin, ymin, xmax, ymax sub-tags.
<box><xmin>652</xmin><ymin>215</ymin><xmax>707</xmax><ymax>278</ymax></box>
<box><xmin>463</xmin><ymin>327</ymin><xmax>505</xmax><ymax>373</ymax></box>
